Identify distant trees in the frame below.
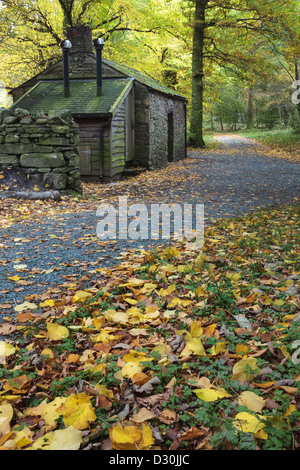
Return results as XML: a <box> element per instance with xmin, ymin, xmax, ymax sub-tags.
<box><xmin>187</xmin><ymin>0</ymin><xmax>300</xmax><ymax>146</ymax></box>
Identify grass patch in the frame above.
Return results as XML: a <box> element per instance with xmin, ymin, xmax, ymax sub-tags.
<box><xmin>237</xmin><ymin>128</ymin><xmax>300</xmax><ymax>160</ymax></box>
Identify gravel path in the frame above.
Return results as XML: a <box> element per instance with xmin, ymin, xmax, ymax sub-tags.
<box><xmin>0</xmin><ymin>134</ymin><xmax>299</xmax><ymax>327</ymax></box>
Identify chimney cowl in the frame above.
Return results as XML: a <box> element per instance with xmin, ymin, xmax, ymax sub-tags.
<box><xmin>94</xmin><ymin>38</ymin><xmax>105</xmax><ymax>50</ymax></box>
<box><xmin>61</xmin><ymin>39</ymin><xmax>72</xmax><ymax>51</ymax></box>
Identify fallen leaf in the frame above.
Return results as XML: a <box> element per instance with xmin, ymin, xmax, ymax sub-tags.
<box><xmin>59</xmin><ymin>393</ymin><xmax>97</xmax><ymax>430</ymax></box>
<box><xmin>194</xmin><ymin>388</ymin><xmax>231</xmax><ymax>402</ymax></box>
<box><xmin>159</xmin><ymin>409</ymin><xmax>179</xmax><ymax>424</ymax></box>
<box><xmin>109</xmin><ymin>421</ymin><xmax>154</xmax><ymax>450</ymax></box>
<box><xmin>238</xmin><ymin>391</ymin><xmax>265</xmax><ymax>413</ymax></box>
<box><xmin>46</xmin><ymin>322</ymin><xmax>69</xmax><ymax>341</ymax></box>
<box><xmin>233</xmin><ymin>412</ymin><xmax>268</xmax><ymax>440</ymax></box>
<box><xmin>28</xmin><ymin>426</ymin><xmax>82</xmax><ymax>450</ymax></box>
<box><xmin>129</xmin><ymin>408</ymin><xmax>156</xmax><ymax>423</ymax></box>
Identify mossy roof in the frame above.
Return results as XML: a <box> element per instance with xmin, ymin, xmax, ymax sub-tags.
<box><xmin>103</xmin><ymin>58</ymin><xmax>186</xmax><ymax>100</ymax></box>
<box><xmin>10</xmin><ymin>79</ymin><xmax>133</xmax><ymax>117</ymax></box>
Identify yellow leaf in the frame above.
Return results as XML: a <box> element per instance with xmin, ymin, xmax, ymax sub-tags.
<box><xmin>40</xmin><ymin>398</ymin><xmax>67</xmax><ymax>430</ymax></box>
<box><xmin>190</xmin><ymin>321</ymin><xmax>203</xmax><ymax>338</ymax></box>
<box><xmin>104</xmin><ymin>309</ymin><xmax>128</xmax><ymax>324</ymax></box>
<box><xmin>0</xmin><ymin>417</ymin><xmax>10</xmax><ymax>435</ymax></box>
<box><xmin>125</xmin><ymin>298</ymin><xmax>138</xmax><ymax>305</ymax></box>
<box><xmin>46</xmin><ymin>323</ymin><xmax>69</xmax><ymax>341</ymax></box>
<box><xmin>233</xmin><ymin>412</ymin><xmax>268</xmax><ymax>440</ymax></box>
<box><xmin>16</xmin><ymin>437</ymin><xmax>33</xmax><ymax>449</ymax></box>
<box><xmin>28</xmin><ymin>426</ymin><xmax>82</xmax><ymax>450</ymax></box>
<box><xmin>72</xmin><ymin>291</ymin><xmax>93</xmax><ymax>303</ymax></box>
<box><xmin>14</xmin><ymin>426</ymin><xmax>34</xmax><ymax>448</ymax></box>
<box><xmin>210</xmin><ymin>341</ymin><xmax>227</xmax><ymax>356</ymax></box>
<box><xmin>180</xmin><ymin>338</ymin><xmax>206</xmax><ymax>357</ymax></box>
<box><xmin>123</xmin><ymin>350</ymin><xmax>152</xmax><ymax>365</ymax></box>
<box><xmin>0</xmin><ymin>342</ymin><xmax>16</xmax><ymax>362</ymax></box>
<box><xmin>143</xmin><ymin>283</ymin><xmax>157</xmax><ymax>290</ymax></box>
<box><xmin>226</xmin><ymin>271</ymin><xmax>241</xmax><ymax>282</ymax></box>
<box><xmin>94</xmin><ymin>384</ymin><xmax>115</xmax><ymax>401</ymax></box>
<box><xmin>194</xmin><ymin>388</ymin><xmax>231</xmax><ymax>402</ymax></box>
<box><xmin>152</xmin><ymin>344</ymin><xmax>168</xmax><ymax>358</ymax></box>
<box><xmin>236</xmin><ymin>343</ymin><xmax>249</xmax><ymax>357</ymax></box>
<box><xmin>25</xmin><ymin>397</ymin><xmax>67</xmax><ymax>431</ymax></box>
<box><xmin>39</xmin><ymin>299</ymin><xmax>55</xmax><ymax>307</ymax></box>
<box><xmin>126</xmin><ymin>307</ymin><xmax>145</xmax><ymax>323</ymax></box>
<box><xmin>14</xmin><ymin>301</ymin><xmax>38</xmax><ymax>312</ymax></box>
<box><xmin>238</xmin><ymin>391</ymin><xmax>265</xmax><ymax>413</ymax></box>
<box><xmin>93</xmin><ymin>316</ymin><xmax>105</xmax><ymax>329</ymax></box>
<box><xmin>121</xmin><ymin>362</ymin><xmax>143</xmax><ymax>379</ymax></box>
<box><xmin>284</xmin><ymin>404</ymin><xmax>296</xmax><ymax>417</ymax></box>
<box><xmin>92</xmin><ymin>330</ymin><xmax>119</xmax><ymax>343</ymax></box>
<box><xmin>159</xmin><ymin>284</ymin><xmax>176</xmax><ymax>296</ymax></box>
<box><xmin>162</xmin><ymin>246</ymin><xmax>181</xmax><ymax>258</ymax></box>
<box><xmin>60</xmin><ymin>393</ymin><xmax>96</xmax><ymax>430</ymax></box>
<box><xmin>232</xmin><ymin>357</ymin><xmax>260</xmax><ymax>382</ymax></box>
<box><xmin>167</xmin><ymin>297</ymin><xmax>192</xmax><ymax>308</ymax></box>
<box><xmin>8</xmin><ymin>275</ymin><xmax>21</xmax><ymax>282</ymax></box>
<box><xmin>0</xmin><ymin>404</ymin><xmax>13</xmax><ymax>422</ymax></box>
<box><xmin>196</xmin><ymin>286</ymin><xmax>207</xmax><ymax>297</ymax></box>
<box><xmin>194</xmin><ymin>254</ymin><xmax>207</xmax><ymax>265</ymax></box>
<box><xmin>273</xmin><ymin>299</ymin><xmax>285</xmax><ymax>307</ymax></box>
<box><xmin>144</xmin><ymin>306</ymin><xmax>160</xmax><ymax>320</ymax></box>
<box><xmin>41</xmin><ymin>348</ymin><xmax>55</xmax><ymax>361</ymax></box>
<box><xmin>109</xmin><ymin>421</ymin><xmax>154</xmax><ymax>450</ymax></box>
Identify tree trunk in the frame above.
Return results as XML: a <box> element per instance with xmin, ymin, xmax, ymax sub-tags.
<box><xmin>210</xmin><ymin>111</ymin><xmax>214</xmax><ymax>131</ymax></box>
<box><xmin>246</xmin><ymin>86</ymin><xmax>254</xmax><ymax>129</ymax></box>
<box><xmin>218</xmin><ymin>105</ymin><xmax>224</xmax><ymax>131</ymax></box>
<box><xmin>189</xmin><ymin>0</ymin><xmax>208</xmax><ymax>148</ymax></box>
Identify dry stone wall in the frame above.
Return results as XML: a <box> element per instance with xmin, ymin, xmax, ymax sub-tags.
<box><xmin>0</xmin><ymin>107</ymin><xmax>82</xmax><ymax>193</ymax></box>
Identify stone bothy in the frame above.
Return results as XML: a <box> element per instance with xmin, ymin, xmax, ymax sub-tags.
<box><xmin>8</xmin><ymin>25</ymin><xmax>187</xmax><ymax>181</ymax></box>
<box><xmin>0</xmin><ymin>107</ymin><xmax>82</xmax><ymax>192</ymax></box>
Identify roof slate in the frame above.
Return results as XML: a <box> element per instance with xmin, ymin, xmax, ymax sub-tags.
<box><xmin>10</xmin><ymin>79</ymin><xmax>133</xmax><ymax>116</ymax></box>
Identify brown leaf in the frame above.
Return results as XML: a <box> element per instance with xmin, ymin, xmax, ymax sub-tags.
<box><xmin>0</xmin><ymin>324</ymin><xmax>17</xmax><ymax>335</ymax></box>
<box><xmin>159</xmin><ymin>409</ymin><xmax>179</xmax><ymax>425</ymax></box>
<box><xmin>129</xmin><ymin>408</ymin><xmax>156</xmax><ymax>424</ymax></box>
<box><xmin>181</xmin><ymin>427</ymin><xmax>208</xmax><ymax>441</ymax></box>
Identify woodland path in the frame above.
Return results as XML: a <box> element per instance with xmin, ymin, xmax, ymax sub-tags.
<box><xmin>0</xmin><ymin>133</ymin><xmax>299</xmax><ymax>325</ymax></box>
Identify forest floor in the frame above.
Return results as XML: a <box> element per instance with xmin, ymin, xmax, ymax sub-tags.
<box><xmin>0</xmin><ymin>134</ymin><xmax>299</xmax><ymax>451</ymax></box>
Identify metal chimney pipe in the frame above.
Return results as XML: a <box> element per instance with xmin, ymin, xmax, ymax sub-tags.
<box><xmin>94</xmin><ymin>38</ymin><xmax>105</xmax><ymax>96</ymax></box>
<box><xmin>61</xmin><ymin>39</ymin><xmax>72</xmax><ymax>97</ymax></box>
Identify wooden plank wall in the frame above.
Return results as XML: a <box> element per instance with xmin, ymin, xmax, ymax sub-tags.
<box><xmin>109</xmin><ymin>101</ymin><xmax>126</xmax><ymax>177</ymax></box>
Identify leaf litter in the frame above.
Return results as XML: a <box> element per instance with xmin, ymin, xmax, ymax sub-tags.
<box><xmin>0</xmin><ymin>203</ymin><xmax>299</xmax><ymax>450</ymax></box>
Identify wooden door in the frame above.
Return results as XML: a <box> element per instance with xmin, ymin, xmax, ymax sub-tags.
<box><xmin>77</xmin><ymin>120</ymin><xmax>104</xmax><ymax>177</ymax></box>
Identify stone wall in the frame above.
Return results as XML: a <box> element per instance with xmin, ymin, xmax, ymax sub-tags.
<box><xmin>133</xmin><ymin>85</ymin><xmax>187</xmax><ymax>169</ymax></box>
<box><xmin>172</xmin><ymin>99</ymin><xmax>187</xmax><ymax>161</ymax></box>
<box><xmin>149</xmin><ymin>92</ymin><xmax>169</xmax><ymax>167</ymax></box>
<box><xmin>133</xmin><ymin>83</ymin><xmax>150</xmax><ymax>167</ymax></box>
<box><xmin>0</xmin><ymin>107</ymin><xmax>82</xmax><ymax>192</ymax></box>
<box><xmin>149</xmin><ymin>91</ymin><xmax>186</xmax><ymax>168</ymax></box>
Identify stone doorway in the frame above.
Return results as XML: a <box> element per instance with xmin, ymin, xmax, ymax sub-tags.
<box><xmin>167</xmin><ymin>110</ymin><xmax>174</xmax><ymax>162</ymax></box>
